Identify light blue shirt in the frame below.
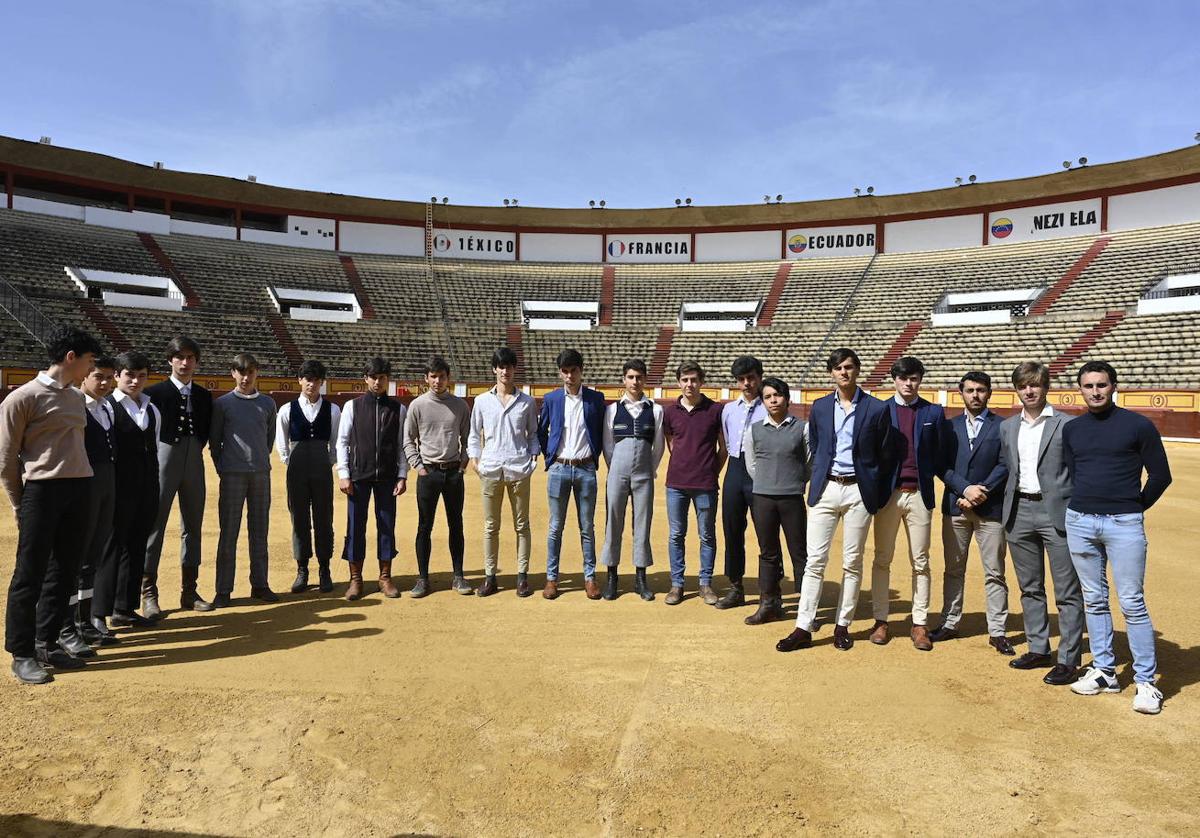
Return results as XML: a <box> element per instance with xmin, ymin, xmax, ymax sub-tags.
<box><xmin>721</xmin><ymin>396</ymin><xmax>767</xmax><ymax>459</ymax></box>
<box><xmin>831</xmin><ymin>388</ymin><xmax>864</xmax><ymax>476</ymax></box>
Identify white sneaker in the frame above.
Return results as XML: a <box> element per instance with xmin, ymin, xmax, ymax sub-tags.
<box><xmin>1133</xmin><ymin>682</ymin><xmax>1163</xmax><ymax>715</ymax></box>
<box><xmin>1071</xmin><ymin>666</ymin><xmax>1121</xmax><ymax>695</ymax></box>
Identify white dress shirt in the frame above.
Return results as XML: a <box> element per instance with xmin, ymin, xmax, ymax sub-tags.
<box><xmin>112</xmin><ymin>390</ymin><xmax>160</xmax><ymax>432</ymax></box>
<box><xmin>602</xmin><ymin>394</ymin><xmax>665</xmax><ymax>473</ymax></box>
<box><xmin>1016</xmin><ymin>403</ymin><xmax>1055</xmax><ymax>493</ymax></box>
<box><xmin>964</xmin><ymin>408</ymin><xmax>989</xmax><ymax>449</ymax></box>
<box><xmin>467</xmin><ymin>387</ymin><xmax>540</xmax><ymax>481</ymax></box>
<box><xmin>276</xmin><ymin>396</ymin><xmax>341</xmax><ymax>465</ymax></box>
<box><xmin>558</xmin><ymin>389</ymin><xmax>594</xmax><ymax>461</ymax></box>
<box><xmin>85</xmin><ymin>394</ymin><xmax>113</xmax><ymax>430</ymax></box>
<box><xmin>335</xmin><ymin>397</ymin><xmax>409</xmax><ymax>481</ymax></box>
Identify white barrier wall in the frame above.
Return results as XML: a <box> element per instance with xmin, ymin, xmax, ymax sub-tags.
<box><xmin>83</xmin><ymin>206</ymin><xmax>171</xmax><ymax>234</ymax></box>
<box><xmin>1109</xmin><ymin>182</ymin><xmax>1200</xmax><ymax>232</ymax></box>
<box><xmin>339</xmin><ymin>221</ymin><xmax>424</xmax><ymax>256</ymax></box>
<box><xmin>604</xmin><ymin>233</ymin><xmax>691</xmax><ymax>263</ymax></box>
<box><xmin>785</xmin><ymin>224</ymin><xmax>876</xmax><ymax>259</ymax></box>
<box><xmin>432</xmin><ymin>228</ymin><xmax>517</xmax><ymax>261</ymax></box>
<box><xmin>884</xmin><ymin>214</ymin><xmax>983</xmax><ymax>253</ymax></box>
<box><xmin>169</xmin><ymin>218</ymin><xmax>237</xmax><ymax>240</ymax></box>
<box><xmin>12</xmin><ymin>195</ymin><xmax>85</xmax><ymax>219</ymax></box>
<box><xmin>987</xmin><ymin>198</ymin><xmax>1101</xmax><ymax>244</ymax></box>
<box><xmin>519</xmin><ymin>232</ymin><xmax>603</xmax><ymax>263</ymax></box>
<box><xmin>694</xmin><ymin>230</ymin><xmax>780</xmax><ymax>262</ymax></box>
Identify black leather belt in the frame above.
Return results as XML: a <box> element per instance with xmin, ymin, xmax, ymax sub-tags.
<box><xmin>1017</xmin><ymin>491</ymin><xmax>1043</xmax><ymax>501</ymax></box>
<box><xmin>425</xmin><ymin>461</ymin><xmax>462</xmax><ymax>471</ymax></box>
<box><xmin>827</xmin><ymin>474</ymin><xmax>857</xmax><ymax>485</ymax></box>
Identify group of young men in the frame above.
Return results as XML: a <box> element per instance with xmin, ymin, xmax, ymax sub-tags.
<box><xmin>1</xmin><ymin>328</ymin><xmax>1174</xmax><ymax>714</ymax></box>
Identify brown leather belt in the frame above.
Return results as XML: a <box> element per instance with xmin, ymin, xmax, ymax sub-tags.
<box><xmin>557</xmin><ymin>457</ymin><xmax>594</xmax><ymax>467</ymax></box>
<box><xmin>827</xmin><ymin>474</ymin><xmax>857</xmax><ymax>485</ymax></box>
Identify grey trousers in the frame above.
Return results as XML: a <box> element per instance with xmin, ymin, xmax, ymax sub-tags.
<box><xmin>215</xmin><ymin>470</ymin><xmax>272</xmax><ymax>595</ymax></box>
<box><xmin>1006</xmin><ymin>497</ymin><xmax>1084</xmax><ymax>666</ymax></box>
<box><xmin>940</xmin><ymin>510</ymin><xmax>1009</xmax><ymax>636</ymax></box>
<box><xmin>146</xmin><ymin>436</ymin><xmax>206</xmax><ymax>574</ymax></box>
<box><xmin>600</xmin><ymin>440</ymin><xmax>655</xmax><ymax>569</ymax></box>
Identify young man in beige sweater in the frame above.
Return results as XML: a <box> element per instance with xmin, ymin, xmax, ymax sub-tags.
<box><xmin>1</xmin><ymin>326</ymin><xmax>102</xmax><ymax>685</ymax></box>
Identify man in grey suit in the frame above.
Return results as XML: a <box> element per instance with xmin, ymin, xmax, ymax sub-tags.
<box><xmin>997</xmin><ymin>361</ymin><xmax>1084</xmax><ymax>686</ymax></box>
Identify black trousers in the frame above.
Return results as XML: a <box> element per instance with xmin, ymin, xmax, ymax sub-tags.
<box><xmin>749</xmin><ymin>493</ymin><xmax>807</xmax><ymax>597</ymax></box>
<box><xmin>720</xmin><ymin>456</ymin><xmax>755</xmax><ymax>583</ymax></box>
<box><xmin>286</xmin><ymin>444</ymin><xmax>335</xmax><ymax>564</ymax></box>
<box><xmin>36</xmin><ymin>464</ymin><xmax>114</xmax><ymax>632</ymax></box>
<box><xmin>96</xmin><ymin>468</ymin><xmax>158</xmax><ymax>616</ymax></box>
<box><xmin>415</xmin><ymin>468</ymin><xmax>465</xmax><ymax>578</ymax></box>
<box><xmin>5</xmin><ymin>478</ymin><xmax>91</xmax><ymax>657</ymax></box>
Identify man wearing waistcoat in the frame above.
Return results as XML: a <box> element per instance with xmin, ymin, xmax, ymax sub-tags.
<box><xmin>276</xmin><ymin>360</ymin><xmax>341</xmax><ymax>594</ymax></box>
<box><xmin>2</xmin><ymin>326</ymin><xmax>101</xmax><ymax>684</ymax></box>
<box><xmin>102</xmin><ymin>352</ymin><xmax>163</xmax><ymax>630</ymax></box>
<box><xmin>144</xmin><ymin>335</ymin><xmax>214</xmax><ymax>616</ymax></box>
<box><xmin>599</xmin><ymin>359</ymin><xmax>665</xmax><ymax>601</ymax></box>
<box><xmin>870</xmin><ymin>356</ymin><xmax>947</xmax><ymax>651</ymax></box>
<box><xmin>537</xmin><ymin>348</ymin><xmax>606</xmax><ymax>600</ymax></box>
<box><xmin>931</xmin><ymin>371</ymin><xmax>1013</xmax><ymax>655</ymax></box>
<box><xmin>336</xmin><ymin>357</ymin><xmax>408</xmax><ymax>601</ymax></box>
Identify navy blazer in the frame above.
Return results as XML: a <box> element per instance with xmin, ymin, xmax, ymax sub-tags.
<box><xmin>939</xmin><ymin>410</ymin><xmax>1007</xmax><ymax>520</ymax></box>
<box><xmin>883</xmin><ymin>396</ymin><xmax>948</xmax><ymax>510</ymax></box>
<box><xmin>806</xmin><ymin>389</ymin><xmax>895</xmax><ymax>515</ymax></box>
<box><xmin>537</xmin><ymin>386</ymin><xmax>606</xmax><ymax>469</ymax></box>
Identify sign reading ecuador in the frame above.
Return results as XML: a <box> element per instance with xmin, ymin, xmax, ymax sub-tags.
<box><xmin>785</xmin><ymin>225</ymin><xmax>877</xmax><ymax>259</ymax></box>
<box><xmin>988</xmin><ymin>198</ymin><xmax>1102</xmax><ymax>245</ymax></box>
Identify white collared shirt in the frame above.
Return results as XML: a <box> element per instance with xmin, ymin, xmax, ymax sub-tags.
<box><xmin>558</xmin><ymin>388</ymin><xmax>593</xmax><ymax>461</ymax></box>
<box><xmin>85</xmin><ymin>394</ymin><xmax>113</xmax><ymax>431</ymax></box>
<box><xmin>965</xmin><ymin>408</ymin><xmax>989</xmax><ymax>448</ymax></box>
<box><xmin>276</xmin><ymin>396</ymin><xmax>341</xmax><ymax>465</ymax></box>
<box><xmin>467</xmin><ymin>387</ymin><xmax>540</xmax><ymax>481</ymax></box>
<box><xmin>892</xmin><ymin>393</ymin><xmax>919</xmax><ymax>407</ymax></box>
<box><xmin>170</xmin><ymin>375</ymin><xmax>194</xmax><ymax>412</ymax></box>
<box><xmin>1016</xmin><ymin>403</ymin><xmax>1055</xmax><ymax>493</ymax></box>
<box><xmin>602</xmin><ymin>394</ymin><xmax>665</xmax><ymax>472</ymax></box>
<box><xmin>112</xmin><ymin>390</ymin><xmax>160</xmax><ymax>432</ymax></box>
<box><xmin>36</xmin><ymin>371</ymin><xmax>68</xmax><ymax>389</ymax></box>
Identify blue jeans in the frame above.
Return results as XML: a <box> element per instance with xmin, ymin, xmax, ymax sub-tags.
<box><xmin>1065</xmin><ymin>509</ymin><xmax>1155</xmax><ymax>683</ymax></box>
<box><xmin>545</xmin><ymin>462</ymin><xmax>598</xmax><ymax>581</ymax></box>
<box><xmin>666</xmin><ymin>487</ymin><xmax>717</xmax><ymax>587</ymax></box>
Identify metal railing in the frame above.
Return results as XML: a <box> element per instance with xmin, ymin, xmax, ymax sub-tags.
<box><xmin>797</xmin><ymin>252</ymin><xmax>878</xmax><ymax>386</ymax></box>
<box><xmin>0</xmin><ymin>276</ymin><xmax>57</xmax><ymax>347</ymax></box>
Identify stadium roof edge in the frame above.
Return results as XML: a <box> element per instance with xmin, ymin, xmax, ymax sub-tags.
<box><xmin>2</xmin><ymin>135</ymin><xmax>1200</xmax><ymax>231</ymax></box>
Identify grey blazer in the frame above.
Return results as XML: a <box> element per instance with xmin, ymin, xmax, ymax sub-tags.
<box><xmin>997</xmin><ymin>410</ymin><xmax>1073</xmax><ymax>532</ymax></box>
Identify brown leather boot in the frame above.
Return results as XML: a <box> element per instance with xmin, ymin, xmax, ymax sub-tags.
<box><xmin>141</xmin><ymin>574</ymin><xmax>162</xmax><ymax>621</ymax></box>
<box><xmin>345</xmin><ymin>561</ymin><xmax>365</xmax><ymax>601</ymax></box>
<box><xmin>744</xmin><ymin>594</ymin><xmax>785</xmax><ymax>625</ymax></box>
<box><xmin>378</xmin><ymin>561</ymin><xmax>400</xmax><ymax>598</ymax></box>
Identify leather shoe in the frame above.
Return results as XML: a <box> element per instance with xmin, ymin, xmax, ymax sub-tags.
<box><xmin>929</xmin><ymin>624</ymin><xmax>958</xmax><ymax>643</ymax></box>
<box><xmin>57</xmin><ymin>626</ymin><xmax>96</xmax><ymax>659</ymax></box>
<box><xmin>833</xmin><ymin>624</ymin><xmax>853</xmax><ymax>651</ymax></box>
<box><xmin>477</xmin><ymin>575</ymin><xmax>498</xmax><ymax>597</ymax></box>
<box><xmin>714</xmin><ymin>583</ymin><xmax>745</xmax><ymax>610</ymax></box>
<box><xmin>516</xmin><ymin>573</ymin><xmax>532</xmax><ymax>598</ymax></box>
<box><xmin>210</xmin><ymin>593</ymin><xmax>232</xmax><ymax>609</ymax></box>
<box><xmin>1043</xmin><ymin>663</ymin><xmax>1078</xmax><ymax>686</ymax></box>
<box><xmin>602</xmin><ymin>570</ymin><xmax>618</xmax><ymax>601</ymax></box>
<box><xmin>584</xmin><ymin>577</ymin><xmax>601</xmax><ymax>600</ymax></box>
<box><xmin>36</xmin><ymin>645</ymin><xmax>86</xmax><ymax>670</ymax></box>
<box><xmin>776</xmin><ymin>628</ymin><xmax>812</xmax><ymax>652</ymax></box>
<box><xmin>911</xmin><ymin>625</ymin><xmax>933</xmax><ymax>651</ymax></box>
<box><xmin>11</xmin><ymin>657</ymin><xmax>52</xmax><ymax>684</ymax></box>
<box><xmin>989</xmin><ymin>636</ymin><xmax>1016</xmax><ymax>656</ymax></box>
<box><xmin>699</xmin><ymin>585</ymin><xmax>719</xmax><ymax>606</ymax></box>
<box><xmin>111</xmin><ymin>610</ymin><xmax>154</xmax><ymax>628</ymax></box>
<box><xmin>869</xmin><ymin>620</ymin><xmax>890</xmax><ymax>645</ymax></box>
<box><xmin>290</xmin><ymin>565</ymin><xmax>309</xmax><ymax>594</ymax></box>
<box><xmin>1009</xmin><ymin>651</ymin><xmax>1053</xmax><ymax>670</ymax></box>
<box><xmin>543</xmin><ymin>580</ymin><xmax>559</xmax><ymax>600</ymax></box>
<box><xmin>665</xmin><ymin>586</ymin><xmax>683</xmax><ymax>606</ymax></box>
<box><xmin>88</xmin><ymin>617</ymin><xmax>120</xmax><ymax>645</ymax></box>
<box><xmin>250</xmin><ymin>587</ymin><xmax>280</xmax><ymax>603</ymax></box>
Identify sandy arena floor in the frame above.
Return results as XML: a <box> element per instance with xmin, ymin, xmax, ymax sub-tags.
<box><xmin>0</xmin><ymin>444</ymin><xmax>1197</xmax><ymax>836</ymax></box>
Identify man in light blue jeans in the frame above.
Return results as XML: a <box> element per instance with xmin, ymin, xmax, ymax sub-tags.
<box><xmin>545</xmin><ymin>462</ymin><xmax>598</xmax><ymax>588</ymax></box>
<box><xmin>1062</xmin><ymin>361</ymin><xmax>1172</xmax><ymax>714</ymax></box>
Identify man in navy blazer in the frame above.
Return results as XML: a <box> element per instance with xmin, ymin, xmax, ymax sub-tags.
<box><xmin>870</xmin><ymin>356</ymin><xmax>948</xmax><ymax>651</ymax></box>
<box><xmin>537</xmin><ymin>348</ymin><xmax>606</xmax><ymax>600</ymax></box>
<box><xmin>777</xmin><ymin>348</ymin><xmax>894</xmax><ymax>653</ymax></box>
<box><xmin>930</xmin><ymin>371</ymin><xmax>1013</xmax><ymax>655</ymax></box>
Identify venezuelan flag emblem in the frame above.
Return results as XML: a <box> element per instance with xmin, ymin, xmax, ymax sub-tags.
<box><xmin>991</xmin><ymin>218</ymin><xmax>1014</xmax><ymax>239</ymax></box>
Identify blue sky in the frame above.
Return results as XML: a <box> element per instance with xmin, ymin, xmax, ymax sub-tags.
<box><xmin>7</xmin><ymin>1</ymin><xmax>1199</xmax><ymax>209</ymax></box>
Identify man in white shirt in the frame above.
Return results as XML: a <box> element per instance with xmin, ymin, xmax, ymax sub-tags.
<box><xmin>468</xmin><ymin>348</ymin><xmax>540</xmax><ymax>598</ymax></box>
<box><xmin>276</xmin><ymin>360</ymin><xmax>341</xmax><ymax>595</ymax></box>
<box><xmin>997</xmin><ymin>361</ymin><xmax>1084</xmax><ymax>687</ymax></box>
<box><xmin>599</xmin><ymin>359</ymin><xmax>665</xmax><ymax>601</ymax></box>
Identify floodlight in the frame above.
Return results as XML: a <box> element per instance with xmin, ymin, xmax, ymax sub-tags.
<box><xmin>866</xmin><ymin>186</ymin><xmax>874</xmax><ymax>195</ymax></box>
<box><xmin>763</xmin><ymin>195</ymin><xmax>770</xmax><ymax>203</ymax></box>
<box><xmin>503</xmin><ymin>199</ymin><xmax>510</xmax><ymax>206</ymax></box>
<box><xmin>1078</xmin><ymin>157</ymin><xmax>1088</xmax><ymax>166</ymax></box>
<box><xmin>154</xmin><ymin>162</ymin><xmax>164</xmax><ymax>170</ymax></box>
<box><xmin>969</xmin><ymin>174</ymin><xmax>977</xmax><ymax>183</ymax></box>
<box><xmin>442</xmin><ymin>197</ymin><xmax>448</xmax><ymax>204</ymax></box>
<box><xmin>955</xmin><ymin>177</ymin><xmax>963</xmax><ymax>185</ymax></box>
<box><xmin>38</xmin><ymin>136</ymin><xmax>51</xmax><ymax>144</ymax></box>
<box><xmin>675</xmin><ymin>198</ymin><xmax>682</xmax><ymax>206</ymax></box>
<box><xmin>247</xmin><ymin>175</ymin><xmax>257</xmax><ymax>182</ymax></box>
<box><xmin>512</xmin><ymin>198</ymin><xmax>518</xmax><ymax>206</ymax></box>
<box><xmin>599</xmin><ymin>200</ymin><xmax>606</xmax><ymax>208</ymax></box>
<box><xmin>589</xmin><ymin>200</ymin><xmax>596</xmax><ymax>208</ymax></box>
<box><xmin>431</xmin><ymin>197</ymin><xmax>437</xmax><ymax>203</ymax></box>
<box><xmin>685</xmin><ymin>197</ymin><xmax>692</xmax><ymax>205</ymax></box>
<box><xmin>1063</xmin><ymin>161</ymin><xmax>1071</xmax><ymax>169</ymax></box>
<box><xmin>775</xmin><ymin>194</ymin><xmax>782</xmax><ymax>202</ymax></box>
<box><xmin>853</xmin><ymin>188</ymin><xmax>861</xmax><ymax>196</ymax></box>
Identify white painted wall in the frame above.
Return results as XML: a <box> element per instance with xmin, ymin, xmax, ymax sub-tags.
<box><xmin>432</xmin><ymin>228</ymin><xmax>517</xmax><ymax>261</ymax></box>
<box><xmin>102</xmin><ymin>290</ymin><xmax>184</xmax><ymax>311</ymax></box>
<box><xmin>694</xmin><ymin>230</ymin><xmax>780</xmax><ymax>262</ymax></box>
<box><xmin>290</xmin><ymin>308</ymin><xmax>358</xmax><ymax>322</ymax></box>
<box><xmin>519</xmin><ymin>232</ymin><xmax>603</xmax><ymax>263</ymax></box>
<box><xmin>1137</xmin><ymin>296</ymin><xmax>1200</xmax><ymax>315</ymax></box>
<box><xmin>785</xmin><ymin>224</ymin><xmax>876</xmax><ymax>259</ymax></box>
<box><xmin>169</xmin><ymin>218</ymin><xmax>237</xmax><ymax>239</ymax></box>
<box><xmin>527</xmin><ymin>318</ymin><xmax>593</xmax><ymax>330</ymax></box>
<box><xmin>679</xmin><ymin>319</ymin><xmax>749</xmax><ymax>332</ymax></box>
<box><xmin>287</xmin><ymin>216</ymin><xmax>336</xmax><ymax>249</ymax></box>
<box><xmin>931</xmin><ymin>309</ymin><xmax>1011</xmax><ymax>326</ymax></box>
<box><xmin>83</xmin><ymin>206</ymin><xmax>171</xmax><ymax>234</ymax></box>
<box><xmin>885</xmin><ymin>214</ymin><xmax>982</xmax><ymax>253</ymax></box>
<box><xmin>604</xmin><ymin>233</ymin><xmax>691</xmax><ymax>263</ymax></box>
<box><xmin>1108</xmin><ymin>182</ymin><xmax>1200</xmax><ymax>231</ymax></box>
<box><xmin>12</xmin><ymin>195</ymin><xmax>84</xmax><ymax>220</ymax></box>
<box><xmin>946</xmin><ymin>287</ymin><xmax>1038</xmax><ymax>306</ymax></box>
<box><xmin>987</xmin><ymin>198</ymin><xmax>1101</xmax><ymax>244</ymax></box>
<box><xmin>338</xmin><ymin>221</ymin><xmax>424</xmax><ymax>256</ymax></box>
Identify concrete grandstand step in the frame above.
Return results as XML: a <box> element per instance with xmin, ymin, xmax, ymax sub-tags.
<box><xmin>864</xmin><ymin>320</ymin><xmax>925</xmax><ymax>387</ymax></box>
<box><xmin>266</xmin><ymin>312</ymin><xmax>304</xmax><ymax>374</ymax></box>
<box><xmin>77</xmin><ymin>298</ymin><xmax>132</xmax><ymax>353</ymax></box>
<box><xmin>338</xmin><ymin>255</ymin><xmax>377</xmax><ymax>319</ymax></box>
<box><xmin>599</xmin><ymin>265</ymin><xmax>615</xmax><ymax>326</ymax></box>
<box><xmin>756</xmin><ymin>261</ymin><xmax>792</xmax><ymax>327</ymax></box>
<box><xmin>647</xmin><ymin>325</ymin><xmax>676</xmax><ymax>385</ymax></box>
<box><xmin>138</xmin><ymin>233</ymin><xmax>201</xmax><ymax>307</ymax></box>
<box><xmin>1048</xmin><ymin>310</ymin><xmax>1126</xmax><ymax>377</ymax></box>
<box><xmin>504</xmin><ymin>323</ymin><xmax>525</xmax><ymax>379</ymax></box>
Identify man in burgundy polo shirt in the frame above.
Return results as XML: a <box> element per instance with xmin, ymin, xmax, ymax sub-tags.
<box><xmin>663</xmin><ymin>361</ymin><xmax>727</xmax><ymax>605</ymax></box>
